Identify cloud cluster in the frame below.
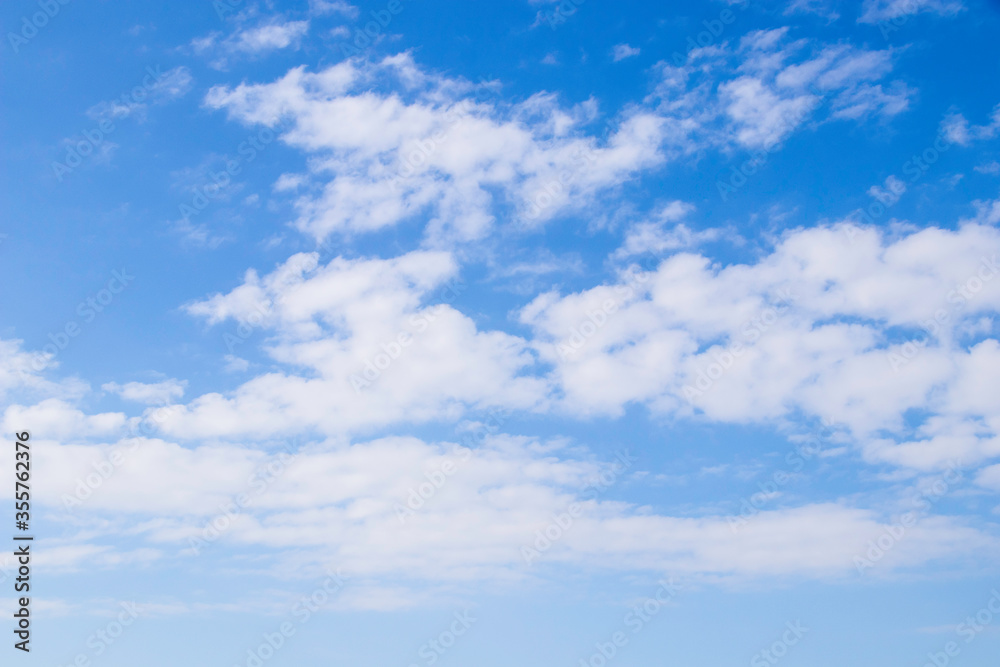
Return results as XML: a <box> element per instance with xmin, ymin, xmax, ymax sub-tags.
<box><xmin>660</xmin><ymin>27</ymin><xmax>911</xmax><ymax>146</ymax></box>
<box><xmin>204</xmin><ymin>53</ymin><xmax>665</xmax><ymax>243</ymax></box>
<box><xmin>2</xmin><ymin>429</ymin><xmax>992</xmax><ymax>601</ymax></box>
<box><xmin>200</xmin><ymin>31</ymin><xmax>909</xmax><ymax>245</ymax></box>
<box><xmin>171</xmin><ymin>249</ymin><xmax>547</xmax><ymax>440</ymax></box>
<box><xmin>80</xmin><ymin>210</ymin><xmax>999</xmax><ymax>478</ymax></box>
<box><xmin>523</xmin><ymin>222</ymin><xmax>1000</xmax><ymax>470</ymax></box>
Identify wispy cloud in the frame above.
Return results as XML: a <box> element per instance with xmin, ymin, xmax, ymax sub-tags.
<box><xmin>192</xmin><ymin>19</ymin><xmax>310</xmax><ymax>68</ymax></box>
<box><xmin>612</xmin><ymin>43</ymin><xmax>641</xmax><ymax>61</ymax></box>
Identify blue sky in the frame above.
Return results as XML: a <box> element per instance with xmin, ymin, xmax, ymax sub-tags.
<box><xmin>2</xmin><ymin>0</ymin><xmax>1000</xmax><ymax>665</ymax></box>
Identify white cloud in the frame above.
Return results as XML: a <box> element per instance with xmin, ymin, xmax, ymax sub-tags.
<box><xmin>152</xmin><ymin>66</ymin><xmax>196</xmax><ymax>98</ymax></box>
<box><xmin>718</xmin><ymin>76</ymin><xmax>818</xmax><ymax>148</ymax></box>
<box><xmin>613</xmin><ymin>202</ymin><xmax>726</xmax><ymax>260</ymax></box>
<box><xmin>3</xmin><ymin>399</ymin><xmax>125</xmax><ymax>441</ymax></box>
<box><xmin>975</xmin><ymin>161</ymin><xmax>1000</xmax><ymax>176</ymax></box>
<box><xmin>162</xmin><ymin>217</ymin><xmax>1000</xmax><ymax>472</ymax></box>
<box><xmin>86</xmin><ymin>66</ymin><xmax>194</xmax><ymax>122</ymax></box>
<box><xmin>223</xmin><ymin>354</ymin><xmax>251</xmax><ymax>372</ymax></box>
<box><xmin>274</xmin><ymin>173</ymin><xmax>307</xmax><ymax>191</ymax></box>
<box><xmin>309</xmin><ymin>0</ymin><xmax>358</xmax><ymax>17</ymax></box>
<box><xmin>521</xmin><ymin>221</ymin><xmax>1000</xmax><ymax>471</ymax></box>
<box><xmin>940</xmin><ymin>104</ymin><xmax>1000</xmax><ymax>147</ymax></box>
<box><xmin>612</xmin><ymin>43</ymin><xmax>641</xmax><ymax>62</ymax></box>
<box><xmin>858</xmin><ymin>0</ymin><xmax>964</xmax><ymax>24</ymax></box>
<box><xmin>3</xmin><ymin>219</ymin><xmax>1000</xmax><ymax>595</ymax></box>
<box><xmin>171</xmin><ymin>249</ymin><xmax>548</xmax><ymax>440</ymax></box>
<box><xmin>2</xmin><ymin>429</ymin><xmax>991</xmax><ymax>591</ymax></box>
<box><xmin>231</xmin><ymin>20</ymin><xmax>310</xmax><ymax>53</ymax></box>
<box><xmin>0</xmin><ymin>339</ymin><xmax>82</xmax><ymax>400</ymax></box>
<box><xmin>11</xmin><ymin>28</ymin><xmax>995</xmax><ymax>601</ymax></box>
<box><xmin>868</xmin><ymin>174</ymin><xmax>907</xmax><ymax>206</ymax></box>
<box><xmin>614</xmin><ymin>222</ymin><xmax>723</xmax><ymax>260</ymax></box>
<box><xmin>784</xmin><ymin>0</ymin><xmax>840</xmax><ymax>20</ymax></box>
<box><xmin>191</xmin><ymin>19</ymin><xmax>311</xmax><ymax>69</ymax></box>
<box><xmin>830</xmin><ymin>82</ymin><xmax>910</xmax><ymax>119</ymax></box>
<box><xmin>961</xmin><ymin>193</ymin><xmax>1000</xmax><ymax>226</ymax></box>
<box><xmin>204</xmin><ymin>54</ymin><xmax>667</xmax><ymax>243</ymax></box>
<box><xmin>103</xmin><ymin>380</ymin><xmax>186</xmax><ymax>405</ymax></box>
<box><xmin>197</xmin><ymin>37</ymin><xmax>907</xmax><ymax>245</ymax></box>
<box><xmin>655</xmin><ymin>30</ymin><xmax>910</xmax><ymax>151</ymax></box>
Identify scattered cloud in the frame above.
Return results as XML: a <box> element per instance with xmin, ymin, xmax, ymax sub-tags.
<box><xmin>191</xmin><ymin>19</ymin><xmax>310</xmax><ymax>69</ymax></box>
<box><xmin>102</xmin><ymin>380</ymin><xmax>187</xmax><ymax>404</ymax></box>
<box><xmin>309</xmin><ymin>0</ymin><xmax>358</xmax><ymax>17</ymax></box>
<box><xmin>612</xmin><ymin>43</ymin><xmax>641</xmax><ymax>62</ymax></box>
<box><xmin>941</xmin><ymin>104</ymin><xmax>1000</xmax><ymax>146</ymax></box>
<box><xmin>868</xmin><ymin>174</ymin><xmax>907</xmax><ymax>206</ymax></box>
<box><xmin>86</xmin><ymin>66</ymin><xmax>193</xmax><ymax>122</ymax></box>
<box><xmin>858</xmin><ymin>0</ymin><xmax>965</xmax><ymax>24</ymax></box>
<box><xmin>975</xmin><ymin>161</ymin><xmax>1000</xmax><ymax>176</ymax></box>
<box><xmin>784</xmin><ymin>0</ymin><xmax>841</xmax><ymax>21</ymax></box>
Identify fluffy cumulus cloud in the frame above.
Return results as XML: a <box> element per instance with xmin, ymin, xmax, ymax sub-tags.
<box><xmin>3</xmin><ymin>399</ymin><xmax>125</xmax><ymax>441</ymax></box>
<box><xmin>168</xmin><ymin>217</ymin><xmax>1000</xmax><ymax>468</ymax></box>
<box><xmin>203</xmin><ymin>53</ymin><xmax>666</xmax><ymax>243</ymax></box>
<box><xmin>521</xmin><ymin>222</ymin><xmax>1000</xmax><ymax>470</ymax></box>
<box><xmin>170</xmin><ymin>249</ymin><xmax>548</xmax><ymax>440</ymax></box>
<box><xmin>200</xmin><ymin>31</ymin><xmax>908</xmax><ymax>245</ymax></box>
